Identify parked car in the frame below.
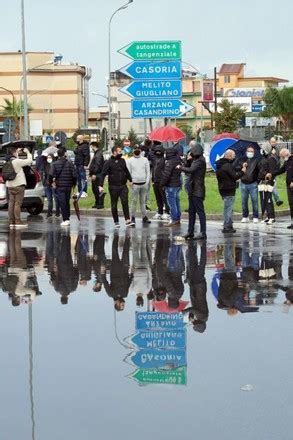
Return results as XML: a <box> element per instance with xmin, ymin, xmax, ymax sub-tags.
<box><xmin>0</xmin><ymin>140</ymin><xmax>45</xmax><ymax>215</ymax></box>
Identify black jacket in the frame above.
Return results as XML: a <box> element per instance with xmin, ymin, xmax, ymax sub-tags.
<box><xmin>151</xmin><ymin>147</ymin><xmax>166</xmax><ymax>184</ymax></box>
<box><xmin>100</xmin><ymin>155</ymin><xmax>132</xmax><ymax>187</ymax></box>
<box><xmin>161</xmin><ymin>149</ymin><xmax>182</xmax><ymax>187</ymax></box>
<box><xmin>49</xmin><ymin>158</ymin><xmax>77</xmax><ymax>189</ymax></box>
<box><xmin>180</xmin><ymin>148</ymin><xmax>206</xmax><ymax>199</ymax></box>
<box><xmin>258</xmin><ymin>155</ymin><xmax>278</xmax><ymax>186</ymax></box>
<box><xmin>239</xmin><ymin>157</ymin><xmax>261</xmax><ymax>184</ymax></box>
<box><xmin>89</xmin><ymin>150</ymin><xmax>104</xmax><ymax>176</ymax></box>
<box><xmin>74</xmin><ymin>141</ymin><xmax>90</xmax><ymax>167</ymax></box>
<box><xmin>216</xmin><ymin>158</ymin><xmax>244</xmax><ymax>197</ymax></box>
<box><xmin>274</xmin><ymin>155</ymin><xmax>293</xmax><ymax>187</ymax></box>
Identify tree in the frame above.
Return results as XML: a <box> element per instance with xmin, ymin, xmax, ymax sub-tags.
<box><xmin>127</xmin><ymin>127</ymin><xmax>142</xmax><ymax>146</ymax></box>
<box><xmin>214</xmin><ymin>99</ymin><xmax>246</xmax><ymax>134</ymax></box>
<box><xmin>0</xmin><ymin>98</ymin><xmax>33</xmax><ymax>139</ymax></box>
<box><xmin>261</xmin><ymin>86</ymin><xmax>293</xmax><ymax>137</ymax></box>
<box><xmin>176</xmin><ymin>122</ymin><xmax>194</xmax><ymax>139</ymax></box>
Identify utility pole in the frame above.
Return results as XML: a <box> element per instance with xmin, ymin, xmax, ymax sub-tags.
<box><xmin>21</xmin><ymin>0</ymin><xmax>29</xmax><ymax>140</ymax></box>
<box><xmin>214</xmin><ymin>66</ymin><xmax>217</xmax><ymax>113</ymax></box>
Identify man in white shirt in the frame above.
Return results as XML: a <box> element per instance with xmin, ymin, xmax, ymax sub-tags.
<box><xmin>127</xmin><ymin>146</ymin><xmax>151</xmax><ymax>225</ymax></box>
<box><xmin>6</xmin><ymin>146</ymin><xmax>32</xmax><ymax>228</ymax></box>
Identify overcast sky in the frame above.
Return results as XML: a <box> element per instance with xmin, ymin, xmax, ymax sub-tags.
<box><xmin>2</xmin><ymin>0</ymin><xmax>293</xmax><ymax>105</ymax></box>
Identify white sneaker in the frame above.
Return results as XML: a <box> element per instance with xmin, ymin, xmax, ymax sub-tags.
<box><xmin>114</xmin><ymin>223</ymin><xmax>120</xmax><ymax>229</ymax></box>
<box><xmin>9</xmin><ymin>224</ymin><xmax>15</xmax><ymax>229</ymax></box>
<box><xmin>161</xmin><ymin>213</ymin><xmax>171</xmax><ymax>221</ymax></box>
<box><xmin>241</xmin><ymin>218</ymin><xmax>249</xmax><ymax>223</ymax></box>
<box><xmin>14</xmin><ymin>223</ymin><xmax>28</xmax><ymax>229</ymax></box>
<box><xmin>253</xmin><ymin>218</ymin><xmax>259</xmax><ymax>223</ymax></box>
<box><xmin>261</xmin><ymin>218</ymin><xmax>269</xmax><ymax>224</ymax></box>
<box><xmin>80</xmin><ymin>192</ymin><xmax>88</xmax><ymax>198</ymax></box>
<box><xmin>61</xmin><ymin>220</ymin><xmax>70</xmax><ymax>227</ymax></box>
<box><xmin>267</xmin><ymin>218</ymin><xmax>275</xmax><ymax>225</ymax></box>
<box><xmin>153</xmin><ymin>213</ymin><xmax>162</xmax><ymax>220</ymax></box>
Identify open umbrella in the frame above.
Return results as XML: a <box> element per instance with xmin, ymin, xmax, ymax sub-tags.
<box><xmin>212</xmin><ymin>132</ymin><xmax>240</xmax><ymax>142</ymax></box>
<box><xmin>42</xmin><ymin>145</ymin><xmax>58</xmax><ymax>157</ymax></box>
<box><xmin>149</xmin><ymin>126</ymin><xmax>186</xmax><ymax>143</ymax></box>
<box><xmin>230</xmin><ymin>139</ymin><xmax>261</xmax><ymax>159</ymax></box>
<box><xmin>153</xmin><ymin>300</ymin><xmax>189</xmax><ymax>313</ymax></box>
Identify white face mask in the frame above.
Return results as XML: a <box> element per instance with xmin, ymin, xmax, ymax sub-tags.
<box><xmin>47</xmin><ymin>159</ymin><xmax>53</xmax><ymax>164</ymax></box>
<box><xmin>246</xmin><ymin>152</ymin><xmax>254</xmax><ymax>159</ymax></box>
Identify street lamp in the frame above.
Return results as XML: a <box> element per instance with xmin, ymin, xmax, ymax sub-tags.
<box><xmin>92</xmin><ymin>92</ymin><xmax>108</xmax><ymax>101</ymax></box>
<box><xmin>108</xmin><ymin>0</ymin><xmax>134</xmax><ymax>151</ymax></box>
<box><xmin>21</xmin><ymin>0</ymin><xmax>29</xmax><ymax>140</ymax></box>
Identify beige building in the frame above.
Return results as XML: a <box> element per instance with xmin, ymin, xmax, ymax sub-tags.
<box><xmin>0</xmin><ymin>51</ymin><xmax>91</xmax><ymax>139</ymax></box>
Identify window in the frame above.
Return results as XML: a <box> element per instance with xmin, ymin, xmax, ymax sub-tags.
<box><xmin>224</xmin><ymin>75</ymin><xmax>230</xmax><ymax>84</ymax></box>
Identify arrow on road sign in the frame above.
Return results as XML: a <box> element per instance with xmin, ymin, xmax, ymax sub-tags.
<box><xmin>118</xmin><ymin>40</ymin><xmax>182</xmax><ymax>61</ymax></box>
<box><xmin>129</xmin><ymin>366</ymin><xmax>187</xmax><ymax>386</ymax></box>
<box><xmin>132</xmin><ymin>99</ymin><xmax>194</xmax><ymax>119</ymax></box>
<box><xmin>125</xmin><ymin>349</ymin><xmax>187</xmax><ymax>370</ymax></box>
<box><xmin>120</xmin><ymin>80</ymin><xmax>182</xmax><ymax>99</ymax></box>
<box><xmin>126</xmin><ymin>329</ymin><xmax>187</xmax><ymax>350</ymax></box>
<box><xmin>119</xmin><ymin>61</ymin><xmax>182</xmax><ymax>80</ymax></box>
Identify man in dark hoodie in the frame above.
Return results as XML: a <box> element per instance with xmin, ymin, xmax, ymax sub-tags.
<box><xmin>161</xmin><ymin>148</ymin><xmax>182</xmax><ymax>227</ymax></box>
<box><xmin>178</xmin><ymin>143</ymin><xmax>207</xmax><ymax>240</ymax></box>
<box><xmin>74</xmin><ymin>135</ymin><xmax>90</xmax><ymax>197</ymax></box>
<box><xmin>99</xmin><ymin>146</ymin><xmax>134</xmax><ymax>228</ymax></box>
<box><xmin>89</xmin><ymin>141</ymin><xmax>105</xmax><ymax>209</ymax></box>
<box><xmin>216</xmin><ymin>149</ymin><xmax>247</xmax><ymax>233</ymax></box>
<box><xmin>151</xmin><ymin>145</ymin><xmax>170</xmax><ymax>220</ymax></box>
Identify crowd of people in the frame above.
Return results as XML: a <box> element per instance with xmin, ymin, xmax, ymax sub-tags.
<box><xmin>4</xmin><ymin>134</ymin><xmax>293</xmax><ymax>236</ymax></box>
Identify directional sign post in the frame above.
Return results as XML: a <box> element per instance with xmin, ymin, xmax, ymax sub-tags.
<box><xmin>120</xmin><ymin>80</ymin><xmax>182</xmax><ymax>99</ymax></box>
<box><xmin>129</xmin><ymin>366</ymin><xmax>187</xmax><ymax>386</ymax></box>
<box><xmin>120</xmin><ymin>61</ymin><xmax>182</xmax><ymax>80</ymax></box>
<box><xmin>118</xmin><ymin>41</ymin><xmax>182</xmax><ymax>61</ymax></box>
<box><xmin>132</xmin><ymin>99</ymin><xmax>193</xmax><ymax>119</ymax></box>
<box><xmin>128</xmin><ymin>329</ymin><xmax>186</xmax><ymax>350</ymax></box>
<box><xmin>126</xmin><ymin>349</ymin><xmax>187</xmax><ymax>370</ymax></box>
<box><xmin>136</xmin><ymin>312</ymin><xmax>185</xmax><ymax>331</ymax></box>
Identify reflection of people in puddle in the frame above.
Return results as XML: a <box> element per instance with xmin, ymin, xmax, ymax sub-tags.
<box><xmin>75</xmin><ymin>234</ymin><xmax>91</xmax><ymax>286</ymax></box>
<box><xmin>218</xmin><ymin>242</ymin><xmax>259</xmax><ymax>314</ymax></box>
<box><xmin>151</xmin><ymin>237</ymin><xmax>169</xmax><ymax>304</ymax></box>
<box><xmin>102</xmin><ymin>233</ymin><xmax>133</xmax><ymax>311</ymax></box>
<box><xmin>184</xmin><ymin>242</ymin><xmax>208</xmax><ymax>333</ymax></box>
<box><xmin>92</xmin><ymin>234</ymin><xmax>107</xmax><ymax>293</ymax></box>
<box><xmin>131</xmin><ymin>229</ymin><xmax>152</xmax><ymax>308</ymax></box>
<box><xmin>257</xmin><ymin>251</ymin><xmax>284</xmax><ymax>305</ymax></box>
<box><xmin>6</xmin><ymin>231</ymin><xmax>42</xmax><ymax>306</ymax></box>
<box><xmin>50</xmin><ymin>233</ymin><xmax>79</xmax><ymax>304</ymax></box>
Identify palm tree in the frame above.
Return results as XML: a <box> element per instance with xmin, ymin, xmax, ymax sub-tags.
<box><xmin>262</xmin><ymin>87</ymin><xmax>293</xmax><ymax>137</ymax></box>
<box><xmin>0</xmin><ymin>98</ymin><xmax>33</xmax><ymax>139</ymax></box>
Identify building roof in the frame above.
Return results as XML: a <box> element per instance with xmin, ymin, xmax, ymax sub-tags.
<box><xmin>239</xmin><ymin>76</ymin><xmax>289</xmax><ymax>83</ymax></box>
<box><xmin>219</xmin><ymin>63</ymin><xmax>246</xmax><ymax>75</ymax></box>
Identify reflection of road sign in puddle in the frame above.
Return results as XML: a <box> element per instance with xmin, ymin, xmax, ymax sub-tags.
<box><xmin>125</xmin><ymin>349</ymin><xmax>187</xmax><ymax>370</ymax></box>
<box><xmin>136</xmin><ymin>311</ymin><xmax>185</xmax><ymax>330</ymax></box>
<box><xmin>129</xmin><ymin>366</ymin><xmax>187</xmax><ymax>386</ymax></box>
<box><xmin>127</xmin><ymin>329</ymin><xmax>186</xmax><ymax>350</ymax></box>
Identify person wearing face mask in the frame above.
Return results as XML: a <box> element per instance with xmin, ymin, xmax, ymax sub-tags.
<box><xmin>239</xmin><ymin>145</ymin><xmax>261</xmax><ymax>223</ymax></box>
<box><xmin>270</xmin><ymin>137</ymin><xmax>283</xmax><ymax>207</ymax></box>
<box><xmin>258</xmin><ymin>143</ymin><xmax>278</xmax><ymax>224</ymax></box>
<box><xmin>216</xmin><ymin>149</ymin><xmax>247</xmax><ymax>233</ymax></box>
<box><xmin>5</xmin><ymin>146</ymin><xmax>32</xmax><ymax>229</ymax></box>
<box><xmin>151</xmin><ymin>145</ymin><xmax>170</xmax><ymax>220</ymax></box>
<box><xmin>267</xmin><ymin>148</ymin><xmax>293</xmax><ymax>229</ymax></box>
<box><xmin>127</xmin><ymin>146</ymin><xmax>151</xmax><ymax>225</ymax></box>
<box><xmin>44</xmin><ymin>154</ymin><xmax>60</xmax><ymax>219</ymax></box>
<box><xmin>99</xmin><ymin>146</ymin><xmax>134</xmax><ymax>228</ymax></box>
<box><xmin>177</xmin><ymin>143</ymin><xmax>207</xmax><ymax>240</ymax></box>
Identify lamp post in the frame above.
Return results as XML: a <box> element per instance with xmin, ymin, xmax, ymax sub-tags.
<box><xmin>21</xmin><ymin>0</ymin><xmax>29</xmax><ymax>140</ymax></box>
<box><xmin>108</xmin><ymin>0</ymin><xmax>134</xmax><ymax>151</ymax></box>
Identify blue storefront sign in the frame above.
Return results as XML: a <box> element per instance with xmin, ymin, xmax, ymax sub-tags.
<box><xmin>136</xmin><ymin>312</ymin><xmax>185</xmax><ymax>331</ymax></box>
<box><xmin>129</xmin><ymin>329</ymin><xmax>186</xmax><ymax>350</ymax></box>
<box><xmin>120</xmin><ymin>61</ymin><xmax>182</xmax><ymax>80</ymax></box>
<box><xmin>126</xmin><ymin>349</ymin><xmax>187</xmax><ymax>369</ymax></box>
<box><xmin>252</xmin><ymin>104</ymin><xmax>266</xmax><ymax>113</ymax></box>
<box><xmin>120</xmin><ymin>80</ymin><xmax>182</xmax><ymax>99</ymax></box>
<box><xmin>131</xmin><ymin>99</ymin><xmax>193</xmax><ymax>118</ymax></box>
<box><xmin>209</xmin><ymin>138</ymin><xmax>237</xmax><ymax>171</ymax></box>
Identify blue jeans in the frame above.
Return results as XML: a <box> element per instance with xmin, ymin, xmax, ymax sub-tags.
<box><xmin>76</xmin><ymin>165</ymin><xmax>87</xmax><ymax>193</ymax></box>
<box><xmin>241</xmin><ymin>182</ymin><xmax>259</xmax><ymax>218</ymax></box>
<box><xmin>45</xmin><ymin>186</ymin><xmax>60</xmax><ymax>216</ymax></box>
<box><xmin>165</xmin><ymin>187</ymin><xmax>181</xmax><ymax>222</ymax></box>
<box><xmin>272</xmin><ymin>184</ymin><xmax>280</xmax><ymax>203</ymax></box>
<box><xmin>222</xmin><ymin>196</ymin><xmax>235</xmax><ymax>229</ymax></box>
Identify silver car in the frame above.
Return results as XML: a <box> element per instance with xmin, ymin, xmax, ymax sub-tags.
<box><xmin>0</xmin><ymin>140</ymin><xmax>45</xmax><ymax>215</ymax></box>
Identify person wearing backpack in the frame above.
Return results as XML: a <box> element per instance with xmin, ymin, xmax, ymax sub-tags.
<box><xmin>49</xmin><ymin>147</ymin><xmax>77</xmax><ymax>227</ymax></box>
<box><xmin>5</xmin><ymin>146</ymin><xmax>32</xmax><ymax>229</ymax></box>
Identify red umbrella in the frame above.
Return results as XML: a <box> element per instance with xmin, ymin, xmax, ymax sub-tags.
<box><xmin>153</xmin><ymin>300</ymin><xmax>189</xmax><ymax>313</ymax></box>
<box><xmin>149</xmin><ymin>126</ymin><xmax>186</xmax><ymax>143</ymax></box>
<box><xmin>212</xmin><ymin>132</ymin><xmax>240</xmax><ymax>142</ymax></box>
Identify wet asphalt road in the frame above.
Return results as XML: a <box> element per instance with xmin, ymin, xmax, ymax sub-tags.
<box><xmin>0</xmin><ymin>212</ymin><xmax>292</xmax><ymax>440</ymax></box>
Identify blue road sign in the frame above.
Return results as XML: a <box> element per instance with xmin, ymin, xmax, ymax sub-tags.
<box><xmin>136</xmin><ymin>312</ymin><xmax>185</xmax><ymax>331</ymax></box>
<box><xmin>209</xmin><ymin>138</ymin><xmax>237</xmax><ymax>171</ymax></box>
<box><xmin>126</xmin><ymin>349</ymin><xmax>187</xmax><ymax>369</ymax></box>
<box><xmin>252</xmin><ymin>104</ymin><xmax>266</xmax><ymax>113</ymax></box>
<box><xmin>120</xmin><ymin>80</ymin><xmax>182</xmax><ymax>99</ymax></box>
<box><xmin>131</xmin><ymin>99</ymin><xmax>193</xmax><ymax>119</ymax></box>
<box><xmin>120</xmin><ymin>61</ymin><xmax>182</xmax><ymax>80</ymax></box>
<box><xmin>129</xmin><ymin>330</ymin><xmax>186</xmax><ymax>350</ymax></box>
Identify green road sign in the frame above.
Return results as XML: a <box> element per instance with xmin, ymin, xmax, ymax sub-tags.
<box><xmin>118</xmin><ymin>41</ymin><xmax>182</xmax><ymax>61</ymax></box>
<box><xmin>129</xmin><ymin>366</ymin><xmax>187</xmax><ymax>386</ymax></box>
